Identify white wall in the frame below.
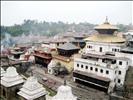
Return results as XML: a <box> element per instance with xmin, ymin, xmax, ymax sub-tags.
<box><xmin>74</xmin><ymin>57</ymin><xmax>129</xmax><ymax>86</ymax></box>
<box><xmin>85</xmin><ymin>42</ymin><xmax>124</xmax><ymax>53</ymax></box>
<box><xmin>116</xmin><ymin>52</ymin><xmax>133</xmax><ymax>66</ymax></box>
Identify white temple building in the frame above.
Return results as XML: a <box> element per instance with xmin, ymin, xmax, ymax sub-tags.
<box><xmin>1</xmin><ymin>67</ymin><xmax>24</xmax><ymax>87</ymax></box>
<box><xmin>52</xmin><ymin>81</ymin><xmax>77</xmax><ymax>100</ymax></box>
<box><xmin>48</xmin><ymin>60</ymin><xmax>57</xmax><ymax>74</ymax></box>
<box><xmin>84</xmin><ymin>17</ymin><xmax>125</xmax><ymax>54</ymax></box>
<box><xmin>1</xmin><ymin>67</ymin><xmax>24</xmax><ymax>100</ymax></box>
<box><xmin>17</xmin><ymin>76</ymin><xmax>47</xmax><ymax>100</ymax></box>
<box><xmin>73</xmin><ymin>17</ymin><xmax>131</xmax><ymax>93</ymax></box>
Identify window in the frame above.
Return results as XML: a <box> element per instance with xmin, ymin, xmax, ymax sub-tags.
<box><xmin>57</xmin><ymin>43</ymin><xmax>59</xmax><ymax>46</ymax></box>
<box><xmin>77</xmin><ymin>64</ymin><xmax>79</xmax><ymax>67</ymax></box>
<box><xmin>112</xmin><ymin>48</ymin><xmax>114</xmax><ymax>51</ymax></box>
<box><xmin>3</xmin><ymin>89</ymin><xmax>6</xmax><ymax>98</ymax></box>
<box><xmin>112</xmin><ymin>60</ymin><xmax>116</xmax><ymax>64</ymax></box>
<box><xmin>119</xmin><ymin>61</ymin><xmax>122</xmax><ymax>65</ymax></box>
<box><xmin>115</xmin><ymin>71</ymin><xmax>117</xmax><ymax>74</ymax></box>
<box><xmin>119</xmin><ymin>71</ymin><xmax>121</xmax><ymax>75</ymax></box>
<box><xmin>86</xmin><ymin>66</ymin><xmax>88</xmax><ymax>69</ymax></box>
<box><xmin>81</xmin><ymin>65</ymin><xmax>83</xmax><ymax>68</ymax></box>
<box><xmin>118</xmin><ymin>79</ymin><xmax>121</xmax><ymax>83</ymax></box>
<box><xmin>100</xmin><ymin>69</ymin><xmax>103</xmax><ymax>73</ymax></box>
<box><xmin>90</xmin><ymin>67</ymin><xmax>93</xmax><ymax>70</ymax></box>
<box><xmin>95</xmin><ymin>68</ymin><xmax>98</xmax><ymax>72</ymax></box>
<box><xmin>106</xmin><ymin>70</ymin><xmax>109</xmax><ymax>74</ymax></box>
<box><xmin>99</xmin><ymin>47</ymin><xmax>102</xmax><ymax>52</ymax></box>
<box><xmin>15</xmin><ymin>88</ymin><xmax>19</xmax><ymax>96</ymax></box>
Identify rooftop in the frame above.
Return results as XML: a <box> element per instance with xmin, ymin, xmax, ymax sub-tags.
<box><xmin>57</xmin><ymin>42</ymin><xmax>79</xmax><ymax>50</ymax></box>
<box><xmin>121</xmin><ymin>47</ymin><xmax>133</xmax><ymax>53</ymax></box>
<box><xmin>94</xmin><ymin>17</ymin><xmax>118</xmax><ymax>30</ymax></box>
<box><xmin>84</xmin><ymin>34</ymin><xmax>125</xmax><ymax>43</ymax></box>
<box><xmin>82</xmin><ymin>52</ymin><xmax>129</xmax><ymax>61</ymax></box>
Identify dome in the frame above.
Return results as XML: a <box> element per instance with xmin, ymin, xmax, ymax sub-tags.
<box><xmin>23</xmin><ymin>76</ymin><xmax>43</xmax><ymax>91</ymax></box>
<box><xmin>52</xmin><ymin>84</ymin><xmax>77</xmax><ymax>100</ymax></box>
<box><xmin>84</xmin><ymin>34</ymin><xmax>125</xmax><ymax>43</ymax></box>
<box><xmin>4</xmin><ymin>67</ymin><xmax>18</xmax><ymax>77</ymax></box>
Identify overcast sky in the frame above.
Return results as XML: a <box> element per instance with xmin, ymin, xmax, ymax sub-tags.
<box><xmin>1</xmin><ymin>1</ymin><xmax>133</xmax><ymax>26</ymax></box>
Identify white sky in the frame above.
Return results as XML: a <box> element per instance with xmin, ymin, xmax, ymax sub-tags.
<box><xmin>1</xmin><ymin>1</ymin><xmax>133</xmax><ymax>26</ymax></box>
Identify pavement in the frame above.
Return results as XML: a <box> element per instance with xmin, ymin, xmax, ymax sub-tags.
<box><xmin>31</xmin><ymin>66</ymin><xmax>109</xmax><ymax>100</ymax></box>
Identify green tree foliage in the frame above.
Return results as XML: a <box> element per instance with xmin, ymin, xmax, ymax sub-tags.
<box><xmin>1</xmin><ymin>20</ymin><xmax>132</xmax><ymax>37</ymax></box>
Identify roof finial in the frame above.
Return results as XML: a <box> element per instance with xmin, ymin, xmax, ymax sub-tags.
<box><xmin>64</xmin><ymin>79</ymin><xmax>67</xmax><ymax>86</ymax></box>
<box><xmin>105</xmin><ymin>16</ymin><xmax>109</xmax><ymax>24</ymax></box>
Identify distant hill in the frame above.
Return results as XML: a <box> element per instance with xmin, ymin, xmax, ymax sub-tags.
<box><xmin>1</xmin><ymin>20</ymin><xmax>133</xmax><ymax>38</ymax></box>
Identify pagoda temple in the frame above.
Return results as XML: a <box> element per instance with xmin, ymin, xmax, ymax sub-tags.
<box><xmin>17</xmin><ymin>76</ymin><xmax>47</xmax><ymax>100</ymax></box>
<box><xmin>10</xmin><ymin>47</ymin><xmax>25</xmax><ymax>60</ymax></box>
<box><xmin>57</xmin><ymin>42</ymin><xmax>79</xmax><ymax>57</ymax></box>
<box><xmin>33</xmin><ymin>47</ymin><xmax>52</xmax><ymax>67</ymax></box>
<box><xmin>1</xmin><ymin>67</ymin><xmax>24</xmax><ymax>100</ymax></box>
<box><xmin>84</xmin><ymin>17</ymin><xmax>125</xmax><ymax>53</ymax></box>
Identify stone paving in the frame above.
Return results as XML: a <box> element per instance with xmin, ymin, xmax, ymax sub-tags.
<box><xmin>31</xmin><ymin>66</ymin><xmax>109</xmax><ymax>100</ymax></box>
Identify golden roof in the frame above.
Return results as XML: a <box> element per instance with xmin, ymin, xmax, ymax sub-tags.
<box><xmin>94</xmin><ymin>17</ymin><xmax>118</xmax><ymax>30</ymax></box>
<box><xmin>84</xmin><ymin>34</ymin><xmax>125</xmax><ymax>43</ymax></box>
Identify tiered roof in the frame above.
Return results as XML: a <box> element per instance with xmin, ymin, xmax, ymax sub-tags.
<box><xmin>84</xmin><ymin>34</ymin><xmax>125</xmax><ymax>43</ymax></box>
<box><xmin>17</xmin><ymin>76</ymin><xmax>47</xmax><ymax>100</ymax></box>
<box><xmin>94</xmin><ymin>17</ymin><xmax>118</xmax><ymax>30</ymax></box>
<box><xmin>84</xmin><ymin>17</ymin><xmax>125</xmax><ymax>43</ymax></box>
<box><xmin>1</xmin><ymin>67</ymin><xmax>24</xmax><ymax>87</ymax></box>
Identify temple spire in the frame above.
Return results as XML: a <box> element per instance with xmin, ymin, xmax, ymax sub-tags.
<box><xmin>104</xmin><ymin>16</ymin><xmax>109</xmax><ymax>24</ymax></box>
<box><xmin>64</xmin><ymin>79</ymin><xmax>67</xmax><ymax>86</ymax></box>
